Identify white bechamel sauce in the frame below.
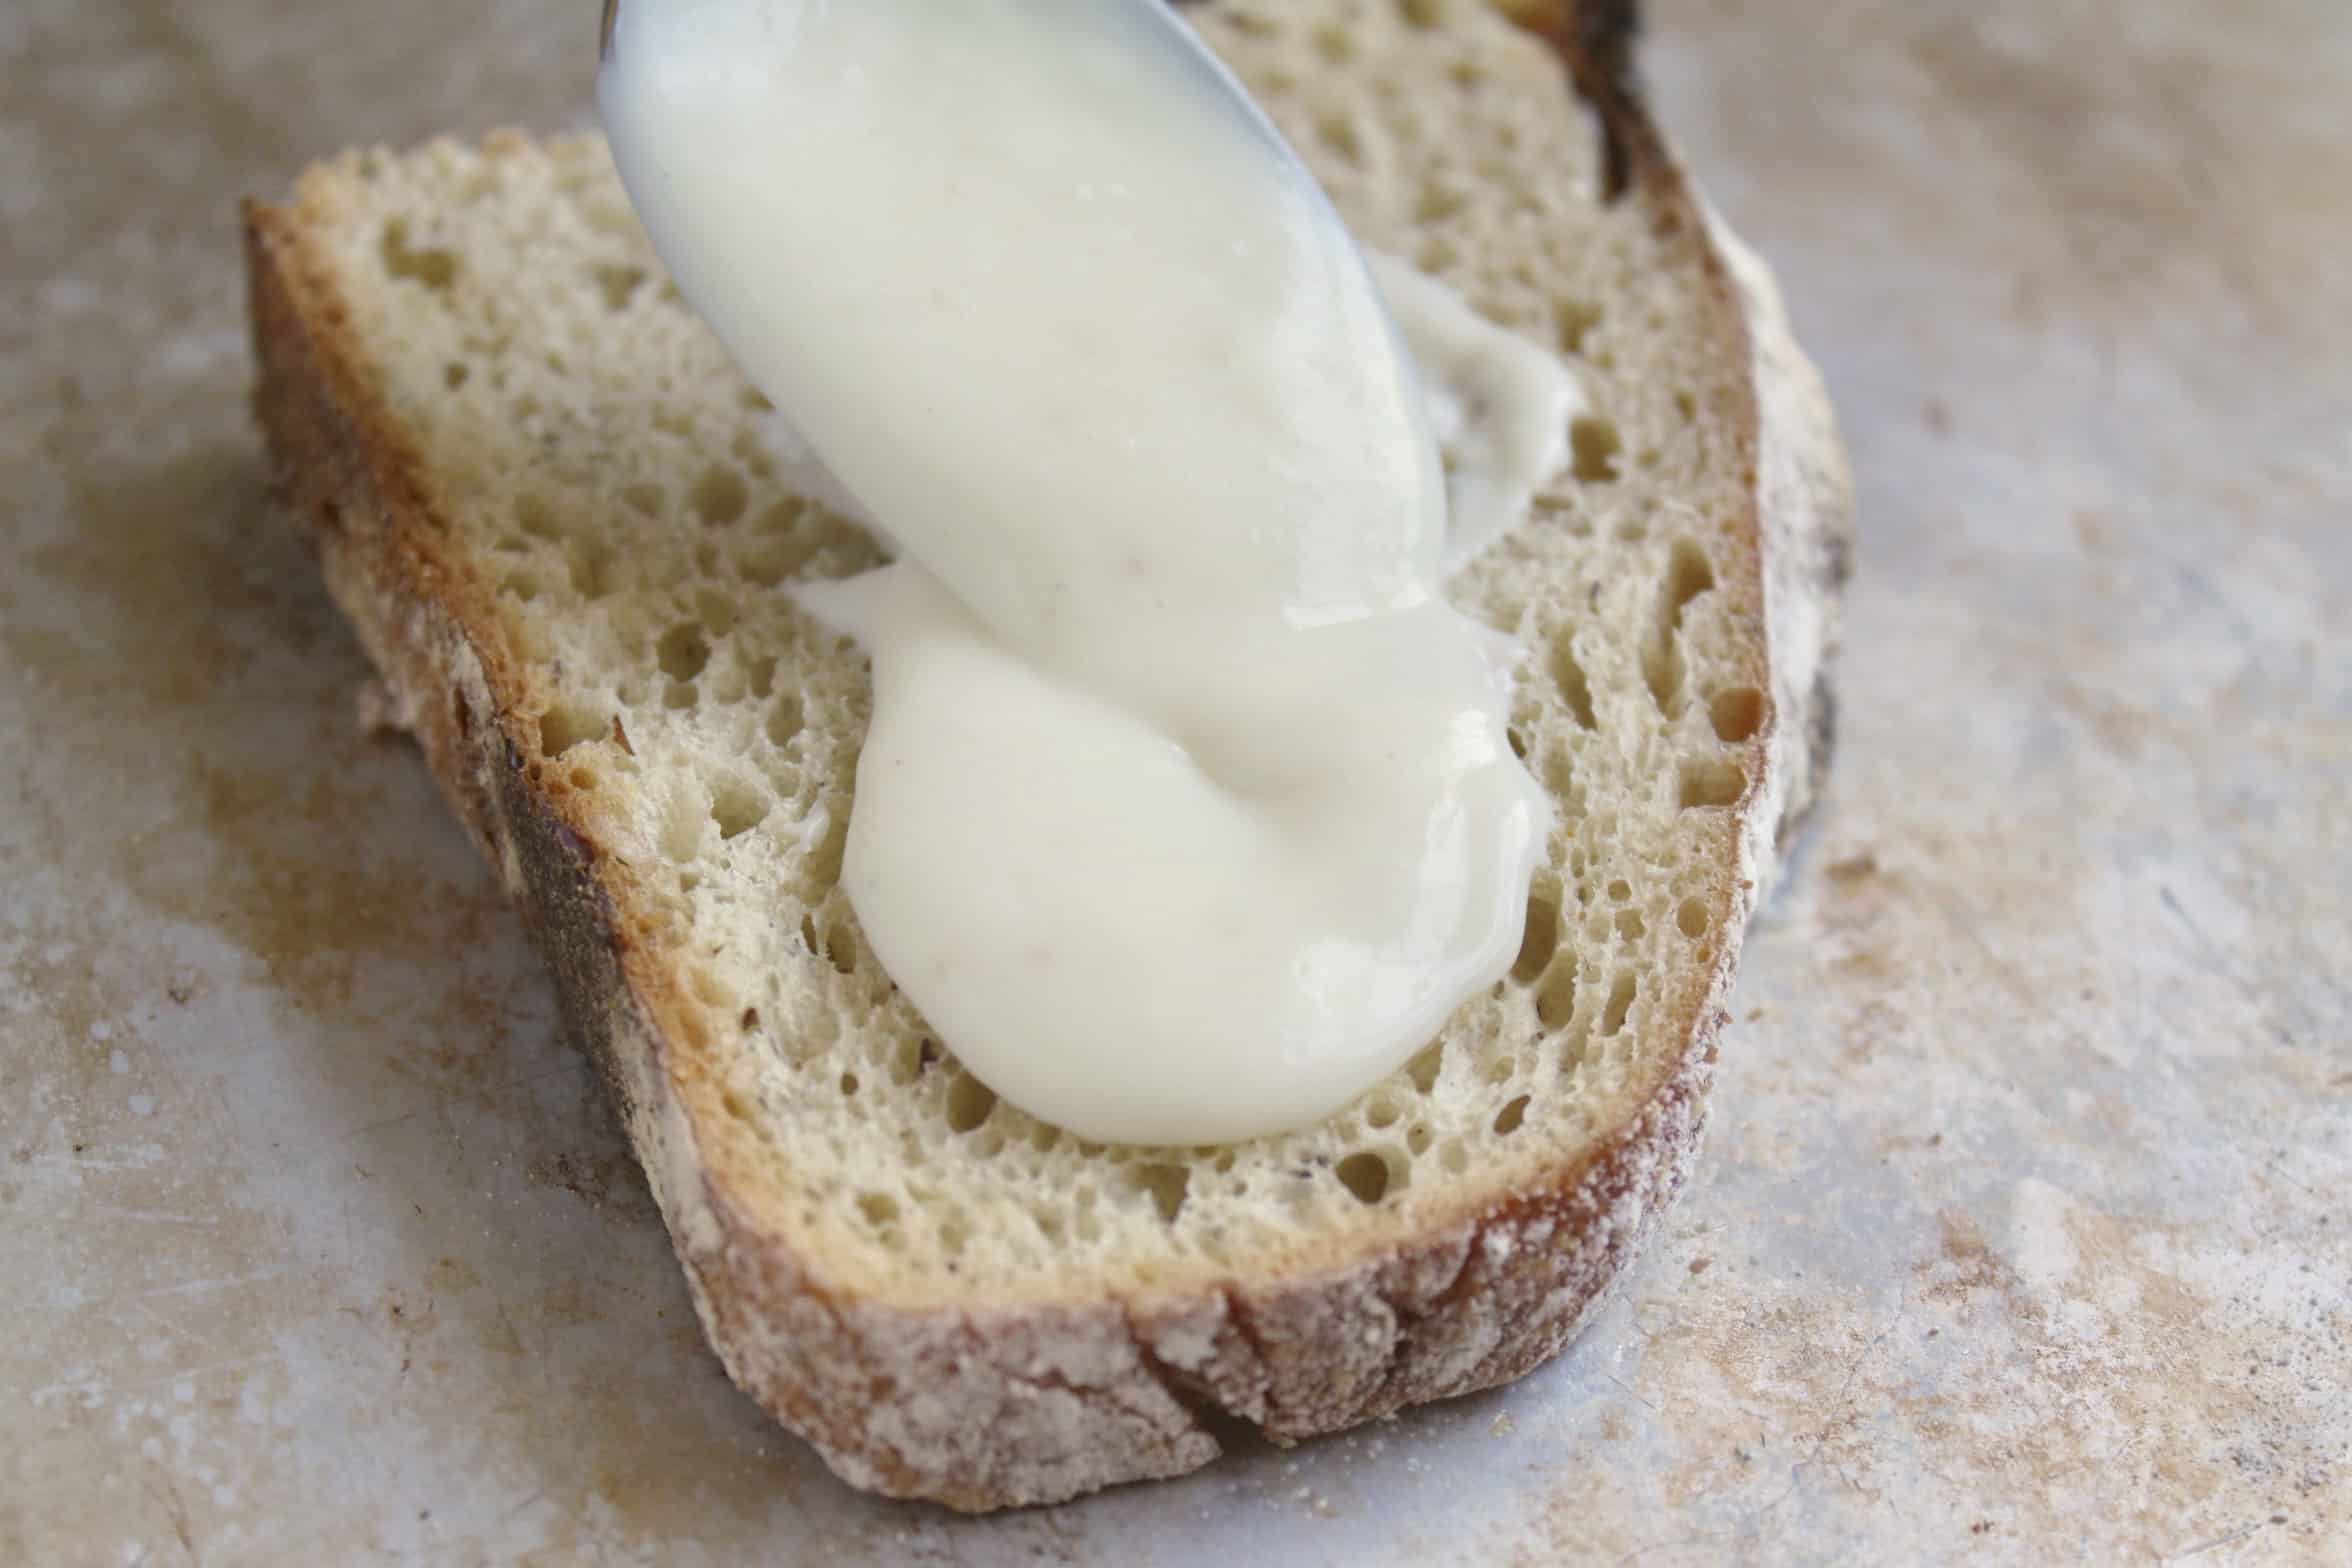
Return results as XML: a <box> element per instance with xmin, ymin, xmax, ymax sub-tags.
<box><xmin>602</xmin><ymin>0</ymin><xmax>1579</xmax><ymax>1145</ymax></box>
<box><xmin>1370</xmin><ymin>255</ymin><xmax>1585</xmax><ymax>570</ymax></box>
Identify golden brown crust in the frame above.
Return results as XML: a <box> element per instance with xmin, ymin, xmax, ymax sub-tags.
<box><xmin>240</xmin><ymin>3</ymin><xmax>1845</xmax><ymax>1509</ymax></box>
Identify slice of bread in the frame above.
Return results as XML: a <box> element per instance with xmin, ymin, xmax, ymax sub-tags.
<box><xmin>243</xmin><ymin>0</ymin><xmax>1849</xmax><ymax>1511</ymax></box>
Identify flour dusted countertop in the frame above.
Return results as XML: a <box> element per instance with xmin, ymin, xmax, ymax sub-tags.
<box><xmin>3</xmin><ymin>1</ymin><xmax>2345</xmax><ymax>1563</ymax></box>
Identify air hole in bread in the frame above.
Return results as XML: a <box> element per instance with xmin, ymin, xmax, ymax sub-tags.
<box><xmin>1571</xmin><ymin>415</ymin><xmax>1621</xmax><ymax>483</ymax></box>
<box><xmin>443</xmin><ymin>361</ymin><xmax>470</xmax><ymax>390</ymax></box>
<box><xmin>1600</xmin><ymin>972</ymin><xmax>1637</xmax><ymax>1036</ymax></box>
<box><xmin>1678</xmin><ymin>758</ymin><xmax>1747</xmax><ymax>809</ymax></box>
<box><xmin>1406</xmin><ymin>1123</ymin><xmax>1433</xmax><ymax>1157</ymax></box>
<box><xmin>1131</xmin><ymin>1163</ymin><xmax>1190</xmax><ymax>1224</ymax></box>
<box><xmin>693</xmin><ymin>464</ymin><xmax>750</xmax><ymax>527</ymax></box>
<box><xmin>766</xmin><ymin>693</ymin><xmax>804</xmax><ymax>749</ymax></box>
<box><xmin>1550</xmin><ymin>637</ymin><xmax>1597</xmax><ymax>729</ymax></box>
<box><xmin>1312</xmin><ymin>22</ymin><xmax>1356</xmax><ymax>63</ymax></box>
<box><xmin>1606</xmin><ymin>879</ymin><xmax>1632</xmax><ymax>902</ymax></box>
<box><xmin>739</xmin><ymin>506</ymin><xmax>884</xmax><ymax>588</ymax></box>
<box><xmin>1677</xmin><ymin>897</ymin><xmax>1712</xmax><ymax>939</ymax></box>
<box><xmin>1709</xmin><ymin>686</ymin><xmax>1767</xmax><ymax>744</ymax></box>
<box><xmin>1416</xmin><ymin>180</ymin><xmax>1468</xmax><ymax>224</ymax></box>
<box><xmin>729</xmin><ymin>426</ymin><xmax>776</xmax><ymax>480</ymax></box>
<box><xmin>711</xmin><ymin>778</ymin><xmax>769</xmax><ymax>841</ymax></box>
<box><xmin>1406</xmin><ymin>1043</ymin><xmax>1444</xmax><ymax>1094</ymax></box>
<box><xmin>539</xmin><ymin>701</ymin><xmax>608</xmax><ymax>758</ymax></box>
<box><xmin>568</xmin><ymin>540</ymin><xmax>616</xmax><ymax>599</ymax></box>
<box><xmin>595</xmin><ymin>263</ymin><xmax>647</xmax><ymax>313</ymax></box>
<box><xmin>1665</xmin><ymin>539</ymin><xmax>1716</xmax><ymax>623</ymax></box>
<box><xmin>856</xmin><ymin>1191</ymin><xmax>897</xmax><ymax>1226</ymax></box>
<box><xmin>945</xmin><ymin>1072</ymin><xmax>997</xmax><ymax>1133</ymax></box>
<box><xmin>1554</xmin><ymin>297</ymin><xmax>1602</xmax><ymax>355</ymax></box>
<box><xmin>663</xmin><ymin>681</ymin><xmax>699</xmax><ymax>711</ymax></box>
<box><xmin>1399</xmin><ymin>0</ymin><xmax>1450</xmax><ymax>28</ymax></box>
<box><xmin>807</xmin><ymin>813</ymin><xmax>849</xmax><ymax>888</ymax></box>
<box><xmin>1535</xmin><ymin>961</ymin><xmax>1578</xmax><ymax>1030</ymax></box>
<box><xmin>1493</xmin><ymin>1095</ymin><xmax>1530</xmax><ymax>1135</ymax></box>
<box><xmin>1542</xmin><ymin>746</ymin><xmax>1575</xmax><ymax>800</ymax></box>
<box><xmin>658</xmin><ymin>622</ymin><xmax>712</xmax><ymax>682</ymax></box>
<box><xmin>1365</xmin><ymin>1094</ymin><xmax>1403</xmax><ymax>1129</ymax></box>
<box><xmin>884</xmin><ymin>1036</ymin><xmax>924</xmax><ymax>1087</ymax></box>
<box><xmin>1643</xmin><ymin>539</ymin><xmax>1716</xmax><ymax>712</ymax></box>
<box><xmin>823</xmin><ymin>918</ymin><xmax>859</xmax><ymax>976</ymax></box>
<box><xmin>1336</xmin><ymin>1151</ymin><xmax>1392</xmax><ymax>1205</ymax></box>
<box><xmin>1316</xmin><ymin>111</ymin><xmax>1365</xmax><ymax>166</ymax></box>
<box><xmin>380</xmin><ymin>218</ymin><xmax>457</xmax><ymax>292</ymax></box>
<box><xmin>1512</xmin><ymin>891</ymin><xmax>1560</xmax><ymax>983</ymax></box>
<box><xmin>738</xmin><ymin>533</ymin><xmax>799</xmax><ymax>589</ymax></box>
<box><xmin>841</xmin><ymin>1072</ymin><xmax>862</xmax><ymax>1099</ymax></box>
<box><xmin>1615</xmin><ymin>907</ymin><xmax>1645</xmax><ymax>942</ymax></box>
<box><xmin>695</xmin><ymin>589</ymin><xmax>740</xmax><ymax>636</ymax></box>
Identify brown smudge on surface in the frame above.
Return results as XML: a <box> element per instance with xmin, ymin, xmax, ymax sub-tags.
<box><xmin>525</xmin><ymin>1148</ymin><xmax>655</xmax><ymax>1218</ymax></box>
<box><xmin>1821</xmin><ymin>851</ymin><xmax>1878</xmax><ymax>888</ymax></box>
<box><xmin>1921</xmin><ymin>1209</ymin><xmax>2015</xmax><ymax>1307</ymax></box>
<box><xmin>22</xmin><ymin>458</ymin><xmax>299</xmax><ymax>708</ymax></box>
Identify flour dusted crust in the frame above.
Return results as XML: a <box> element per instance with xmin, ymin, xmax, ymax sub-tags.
<box><xmin>244</xmin><ymin>1</ymin><xmax>1849</xmax><ymax>1511</ymax></box>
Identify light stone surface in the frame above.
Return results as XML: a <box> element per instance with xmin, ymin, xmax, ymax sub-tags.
<box><xmin>3</xmin><ymin>1</ymin><xmax>2345</xmax><ymax>1563</ymax></box>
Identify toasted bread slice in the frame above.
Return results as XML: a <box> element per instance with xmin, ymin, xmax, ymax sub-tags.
<box><xmin>243</xmin><ymin>0</ymin><xmax>1849</xmax><ymax>1510</ymax></box>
